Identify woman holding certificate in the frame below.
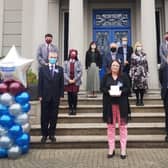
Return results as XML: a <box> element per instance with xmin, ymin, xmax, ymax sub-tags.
<box><xmin>100</xmin><ymin>60</ymin><xmax>131</xmax><ymax>159</ymax></box>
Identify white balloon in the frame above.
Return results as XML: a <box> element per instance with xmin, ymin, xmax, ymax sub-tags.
<box><xmin>8</xmin><ymin>145</ymin><xmax>21</xmax><ymax>159</ymax></box>
<box><xmin>0</xmin><ymin>135</ymin><xmax>13</xmax><ymax>149</ymax></box>
<box><xmin>9</xmin><ymin>103</ymin><xmax>22</xmax><ymax>116</ymax></box>
<box><xmin>22</xmin><ymin>123</ymin><xmax>31</xmax><ymax>133</ymax></box>
<box><xmin>0</xmin><ymin>45</ymin><xmax>34</xmax><ymax>87</ymax></box>
<box><xmin>15</xmin><ymin>113</ymin><xmax>29</xmax><ymax>125</ymax></box>
<box><xmin>0</xmin><ymin>93</ymin><xmax>14</xmax><ymax>106</ymax></box>
<box><xmin>0</xmin><ymin>125</ymin><xmax>8</xmax><ymax>136</ymax></box>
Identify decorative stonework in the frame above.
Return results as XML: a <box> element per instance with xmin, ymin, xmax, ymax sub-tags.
<box><xmin>95</xmin><ymin>13</ymin><xmax>129</xmax><ymax>27</ymax></box>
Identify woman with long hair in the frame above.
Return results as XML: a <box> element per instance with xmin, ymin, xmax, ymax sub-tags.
<box><xmin>85</xmin><ymin>41</ymin><xmax>102</xmax><ymax>97</ymax></box>
<box><xmin>101</xmin><ymin>60</ymin><xmax>131</xmax><ymax>159</ymax></box>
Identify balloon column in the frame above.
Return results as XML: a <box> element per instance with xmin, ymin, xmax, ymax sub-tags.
<box><xmin>0</xmin><ymin>46</ymin><xmax>33</xmax><ymax>159</ymax></box>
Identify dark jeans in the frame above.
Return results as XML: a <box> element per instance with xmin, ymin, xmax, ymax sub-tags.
<box><xmin>68</xmin><ymin>92</ymin><xmax>78</xmax><ymax>110</ymax></box>
<box><xmin>164</xmin><ymin>92</ymin><xmax>168</xmax><ymax>135</ymax></box>
<box><xmin>41</xmin><ymin>99</ymin><xmax>59</xmax><ymax>137</ymax></box>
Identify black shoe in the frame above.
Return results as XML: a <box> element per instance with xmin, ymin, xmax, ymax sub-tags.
<box><xmin>136</xmin><ymin>101</ymin><xmax>140</xmax><ymax>106</ymax></box>
<box><xmin>72</xmin><ymin>109</ymin><xmax>76</xmax><ymax>115</ymax></box>
<box><xmin>165</xmin><ymin>135</ymin><xmax>168</xmax><ymax>142</ymax></box>
<box><xmin>41</xmin><ymin>136</ymin><xmax>47</xmax><ymax>143</ymax></box>
<box><xmin>107</xmin><ymin>151</ymin><xmax>115</xmax><ymax>158</ymax></box>
<box><xmin>49</xmin><ymin>136</ymin><xmax>56</xmax><ymax>142</ymax></box>
<box><xmin>120</xmin><ymin>154</ymin><xmax>126</xmax><ymax>159</ymax></box>
<box><xmin>139</xmin><ymin>100</ymin><xmax>144</xmax><ymax>106</ymax></box>
<box><xmin>69</xmin><ymin>109</ymin><xmax>73</xmax><ymax>115</ymax></box>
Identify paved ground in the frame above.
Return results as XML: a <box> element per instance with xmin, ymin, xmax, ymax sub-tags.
<box><xmin>0</xmin><ymin>148</ymin><xmax>168</xmax><ymax>168</ymax></box>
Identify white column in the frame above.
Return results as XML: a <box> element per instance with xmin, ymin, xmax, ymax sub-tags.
<box><xmin>48</xmin><ymin>0</ymin><xmax>59</xmax><ymax>47</ymax></box>
<box><xmin>141</xmin><ymin>0</ymin><xmax>159</xmax><ymax>89</ymax></box>
<box><xmin>32</xmin><ymin>0</ymin><xmax>48</xmax><ymax>72</ymax></box>
<box><xmin>165</xmin><ymin>0</ymin><xmax>168</xmax><ymax>32</ymax></box>
<box><xmin>68</xmin><ymin>0</ymin><xmax>84</xmax><ymax>60</ymax></box>
<box><xmin>136</xmin><ymin>0</ymin><xmax>141</xmax><ymax>41</ymax></box>
<box><xmin>0</xmin><ymin>0</ymin><xmax>4</xmax><ymax>56</ymax></box>
<box><xmin>22</xmin><ymin>0</ymin><xmax>34</xmax><ymax>59</ymax></box>
<box><xmin>68</xmin><ymin>0</ymin><xmax>84</xmax><ymax>89</ymax></box>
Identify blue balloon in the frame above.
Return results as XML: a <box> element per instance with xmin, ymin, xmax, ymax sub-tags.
<box><xmin>9</xmin><ymin>124</ymin><xmax>23</xmax><ymax>138</ymax></box>
<box><xmin>15</xmin><ymin>92</ymin><xmax>30</xmax><ymax>105</ymax></box>
<box><xmin>15</xmin><ymin>133</ymin><xmax>30</xmax><ymax>146</ymax></box>
<box><xmin>0</xmin><ymin>148</ymin><xmax>7</xmax><ymax>158</ymax></box>
<box><xmin>0</xmin><ymin>114</ymin><xmax>13</xmax><ymax>128</ymax></box>
<box><xmin>21</xmin><ymin>103</ymin><xmax>31</xmax><ymax>113</ymax></box>
<box><xmin>20</xmin><ymin>144</ymin><xmax>29</xmax><ymax>154</ymax></box>
<box><xmin>0</xmin><ymin>104</ymin><xmax>8</xmax><ymax>116</ymax></box>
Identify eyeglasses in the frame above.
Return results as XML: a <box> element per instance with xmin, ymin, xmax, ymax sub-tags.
<box><xmin>112</xmin><ymin>65</ymin><xmax>120</xmax><ymax>67</ymax></box>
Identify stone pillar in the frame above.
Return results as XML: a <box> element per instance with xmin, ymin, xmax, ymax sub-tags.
<box><xmin>0</xmin><ymin>0</ymin><xmax>4</xmax><ymax>56</ymax></box>
<box><xmin>48</xmin><ymin>0</ymin><xmax>60</xmax><ymax>47</ymax></box>
<box><xmin>165</xmin><ymin>0</ymin><xmax>168</xmax><ymax>32</ymax></box>
<box><xmin>141</xmin><ymin>0</ymin><xmax>159</xmax><ymax>89</ymax></box>
<box><xmin>32</xmin><ymin>0</ymin><xmax>48</xmax><ymax>72</ymax></box>
<box><xmin>68</xmin><ymin>0</ymin><xmax>84</xmax><ymax>89</ymax></box>
<box><xmin>136</xmin><ymin>0</ymin><xmax>141</xmax><ymax>41</ymax></box>
<box><xmin>22</xmin><ymin>0</ymin><xmax>34</xmax><ymax>59</ymax></box>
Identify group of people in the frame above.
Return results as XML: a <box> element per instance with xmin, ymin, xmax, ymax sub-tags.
<box><xmin>36</xmin><ymin>32</ymin><xmax>168</xmax><ymax>160</ymax></box>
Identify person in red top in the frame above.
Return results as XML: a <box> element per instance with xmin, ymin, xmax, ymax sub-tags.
<box><xmin>64</xmin><ymin>49</ymin><xmax>82</xmax><ymax>115</ymax></box>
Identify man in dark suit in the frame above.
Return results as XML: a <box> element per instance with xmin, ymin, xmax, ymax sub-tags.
<box><xmin>104</xmin><ymin>43</ymin><xmax>122</xmax><ymax>73</ymax></box>
<box><xmin>118</xmin><ymin>37</ymin><xmax>133</xmax><ymax>96</ymax></box>
<box><xmin>37</xmin><ymin>33</ymin><xmax>59</xmax><ymax>67</ymax></box>
<box><xmin>159</xmin><ymin>32</ymin><xmax>168</xmax><ymax>142</ymax></box>
<box><xmin>38</xmin><ymin>52</ymin><xmax>64</xmax><ymax>143</ymax></box>
<box><xmin>117</xmin><ymin>37</ymin><xmax>133</xmax><ymax>74</ymax></box>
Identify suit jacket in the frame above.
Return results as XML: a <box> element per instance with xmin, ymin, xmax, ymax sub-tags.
<box><xmin>37</xmin><ymin>43</ymin><xmax>59</xmax><ymax>67</ymax></box>
<box><xmin>38</xmin><ymin>65</ymin><xmax>64</xmax><ymax>102</ymax></box>
<box><xmin>104</xmin><ymin>52</ymin><xmax>122</xmax><ymax>73</ymax></box>
<box><xmin>117</xmin><ymin>46</ymin><xmax>133</xmax><ymax>73</ymax></box>
<box><xmin>64</xmin><ymin>60</ymin><xmax>82</xmax><ymax>86</ymax></box>
<box><xmin>160</xmin><ymin>41</ymin><xmax>168</xmax><ymax>67</ymax></box>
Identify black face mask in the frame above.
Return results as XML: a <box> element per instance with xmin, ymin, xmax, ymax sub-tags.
<box><xmin>111</xmin><ymin>48</ymin><xmax>117</xmax><ymax>52</ymax></box>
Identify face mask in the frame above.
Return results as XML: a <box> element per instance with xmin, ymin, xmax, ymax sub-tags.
<box><xmin>91</xmin><ymin>44</ymin><xmax>96</xmax><ymax>49</ymax></box>
<box><xmin>49</xmin><ymin>58</ymin><xmax>57</xmax><ymax>64</ymax></box>
<box><xmin>70</xmin><ymin>54</ymin><xmax>76</xmax><ymax>59</ymax></box>
<box><xmin>136</xmin><ymin>47</ymin><xmax>142</xmax><ymax>52</ymax></box>
<box><xmin>165</xmin><ymin>36</ymin><xmax>168</xmax><ymax>41</ymax></box>
<box><xmin>45</xmin><ymin>39</ymin><xmax>52</xmax><ymax>44</ymax></box>
<box><xmin>122</xmin><ymin>41</ymin><xmax>127</xmax><ymax>46</ymax></box>
<box><xmin>111</xmin><ymin>48</ymin><xmax>117</xmax><ymax>52</ymax></box>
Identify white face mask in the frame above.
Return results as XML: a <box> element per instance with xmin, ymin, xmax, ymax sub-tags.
<box><xmin>136</xmin><ymin>47</ymin><xmax>142</xmax><ymax>52</ymax></box>
<box><xmin>122</xmin><ymin>41</ymin><xmax>127</xmax><ymax>46</ymax></box>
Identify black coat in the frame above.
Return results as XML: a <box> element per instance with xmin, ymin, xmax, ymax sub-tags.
<box><xmin>117</xmin><ymin>46</ymin><xmax>133</xmax><ymax>73</ymax></box>
<box><xmin>85</xmin><ymin>51</ymin><xmax>102</xmax><ymax>69</ymax></box>
<box><xmin>159</xmin><ymin>65</ymin><xmax>168</xmax><ymax>100</ymax></box>
<box><xmin>38</xmin><ymin>65</ymin><xmax>64</xmax><ymax>102</ymax></box>
<box><xmin>100</xmin><ymin>73</ymin><xmax>131</xmax><ymax>124</ymax></box>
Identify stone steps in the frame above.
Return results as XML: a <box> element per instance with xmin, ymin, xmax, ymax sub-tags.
<box><xmin>30</xmin><ymin>135</ymin><xmax>168</xmax><ymax>149</ymax></box>
<box><xmin>59</xmin><ymin>104</ymin><xmax>164</xmax><ymax>113</ymax></box>
<box><xmin>60</xmin><ymin>96</ymin><xmax>163</xmax><ymax>106</ymax></box>
<box><xmin>30</xmin><ymin>123</ymin><xmax>165</xmax><ymax>136</ymax></box>
<box><xmin>29</xmin><ymin>92</ymin><xmax>168</xmax><ymax>148</ymax></box>
<box><xmin>56</xmin><ymin>112</ymin><xmax>164</xmax><ymax>123</ymax></box>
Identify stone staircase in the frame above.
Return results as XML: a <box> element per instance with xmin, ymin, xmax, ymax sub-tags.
<box><xmin>29</xmin><ymin>91</ymin><xmax>168</xmax><ymax>148</ymax></box>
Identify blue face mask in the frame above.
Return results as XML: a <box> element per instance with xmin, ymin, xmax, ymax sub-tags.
<box><xmin>49</xmin><ymin>58</ymin><xmax>57</xmax><ymax>64</ymax></box>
